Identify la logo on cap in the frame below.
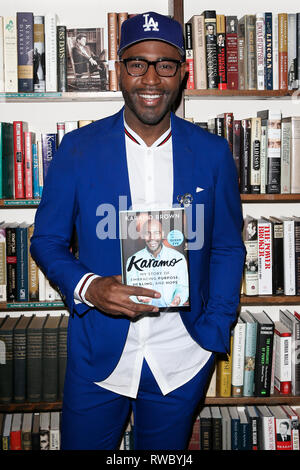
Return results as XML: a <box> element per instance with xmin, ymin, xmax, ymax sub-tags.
<box><xmin>143</xmin><ymin>13</ymin><xmax>159</xmax><ymax>32</ymax></box>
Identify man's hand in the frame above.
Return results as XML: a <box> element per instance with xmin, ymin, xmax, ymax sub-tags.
<box><xmin>85</xmin><ymin>275</ymin><xmax>161</xmax><ymax>318</ymax></box>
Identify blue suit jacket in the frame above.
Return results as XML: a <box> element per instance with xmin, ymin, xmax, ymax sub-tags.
<box><xmin>30</xmin><ymin>107</ymin><xmax>246</xmax><ymax>382</ymax></box>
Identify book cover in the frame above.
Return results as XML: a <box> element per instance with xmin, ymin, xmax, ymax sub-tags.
<box><xmin>184</xmin><ymin>22</ymin><xmax>194</xmax><ymax>90</ymax></box>
<box><xmin>0</xmin><ymin>316</ymin><xmax>19</xmax><ymax>403</ymax></box>
<box><xmin>240</xmin><ymin>310</ymin><xmax>257</xmax><ymax>397</ymax></box>
<box><xmin>0</xmin><ymin>122</ymin><xmax>14</xmax><ymax>199</ymax></box>
<box><xmin>3</xmin><ymin>16</ymin><xmax>18</xmax><ymax>92</ymax></box>
<box><xmin>39</xmin><ymin>412</ymin><xmax>50</xmax><ymax>450</ymax></box>
<box><xmin>13</xmin><ymin>314</ymin><xmax>32</xmax><ymax>402</ymax></box>
<box><xmin>202</xmin><ymin>11</ymin><xmax>218</xmax><ymax>89</ymax></box>
<box><xmin>120</xmin><ymin>208</ymin><xmax>190</xmax><ymax>311</ymax></box>
<box><xmin>33</xmin><ymin>16</ymin><xmax>45</xmax><ymax>92</ymax></box>
<box><xmin>13</xmin><ymin>121</ymin><xmax>28</xmax><ymax>199</ymax></box>
<box><xmin>57</xmin><ymin>25</ymin><xmax>67</xmax><ymax>92</ymax></box>
<box><xmin>188</xmin><ymin>15</ymin><xmax>207</xmax><ymax>90</ymax></box>
<box><xmin>10</xmin><ymin>413</ymin><xmax>22</xmax><ymax>450</ymax></box>
<box><xmin>278</xmin><ymin>13</ymin><xmax>288</xmax><ymax>90</ymax></box>
<box><xmin>268</xmin><ymin>216</ymin><xmax>284</xmax><ymax>295</ymax></box>
<box><xmin>107</xmin><ymin>12</ymin><xmax>118</xmax><ymax>91</ymax></box>
<box><xmin>27</xmin><ymin>314</ymin><xmax>47</xmax><ymax>402</ymax></box>
<box><xmin>245</xmin><ymin>405</ymin><xmax>260</xmax><ymax>450</ymax></box>
<box><xmin>66</xmin><ymin>27</ymin><xmax>108</xmax><ymax>92</ymax></box>
<box><xmin>264</xmin><ymin>12</ymin><xmax>273</xmax><ymax>90</ymax></box>
<box><xmin>273</xmin><ymin>321</ymin><xmax>292</xmax><ymax>394</ymax></box>
<box><xmin>269</xmin><ymin>405</ymin><xmax>292</xmax><ymax>450</ymax></box>
<box><xmin>256</xmin><ymin>13</ymin><xmax>265</xmax><ymax>90</ymax></box>
<box><xmin>225</xmin><ymin>16</ymin><xmax>238</xmax><ymax>90</ymax></box>
<box><xmin>250</xmin><ymin>117</ymin><xmax>261</xmax><ymax>193</ymax></box>
<box><xmin>6</xmin><ymin>223</ymin><xmax>18</xmax><ymax>302</ymax></box>
<box><xmin>280</xmin><ymin>216</ymin><xmax>296</xmax><ymax>295</ymax></box>
<box><xmin>279</xmin><ymin>309</ymin><xmax>300</xmax><ymax>396</ymax></box>
<box><xmin>58</xmin><ymin>314</ymin><xmax>68</xmax><ymax>401</ymax></box>
<box><xmin>280</xmin><ymin>117</ymin><xmax>291</xmax><ymax>194</ymax></box>
<box><xmin>41</xmin><ymin>133</ymin><xmax>57</xmax><ymax>181</ymax></box>
<box><xmin>45</xmin><ymin>13</ymin><xmax>57</xmax><ymax>92</ymax></box>
<box><xmin>17</xmin><ymin>12</ymin><xmax>34</xmax><ymax>92</ymax></box>
<box><xmin>42</xmin><ymin>315</ymin><xmax>61</xmax><ymax>402</ymax></box>
<box><xmin>231</xmin><ymin>318</ymin><xmax>246</xmax><ymax>397</ymax></box>
<box><xmin>240</xmin><ymin>119</ymin><xmax>251</xmax><ymax>193</ymax></box>
<box><xmin>50</xmin><ymin>411</ymin><xmax>60</xmax><ymax>450</ymax></box>
<box><xmin>24</xmin><ymin>131</ymin><xmax>33</xmax><ymax>199</ymax></box>
<box><xmin>216</xmin><ymin>15</ymin><xmax>227</xmax><ymax>90</ymax></box>
<box><xmin>257</xmin><ymin>217</ymin><xmax>272</xmax><ymax>295</ymax></box>
<box><xmin>257</xmin><ymin>405</ymin><xmax>276</xmax><ymax>450</ymax></box>
<box><xmin>16</xmin><ymin>222</ymin><xmax>29</xmax><ymax>302</ymax></box>
<box><xmin>243</xmin><ymin>215</ymin><xmax>258</xmax><ymax>296</ymax></box>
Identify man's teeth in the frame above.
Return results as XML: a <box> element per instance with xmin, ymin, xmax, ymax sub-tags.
<box><xmin>140</xmin><ymin>94</ymin><xmax>161</xmax><ymax>99</ymax></box>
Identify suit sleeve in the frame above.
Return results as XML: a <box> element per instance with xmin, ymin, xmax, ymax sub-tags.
<box><xmin>195</xmin><ymin>140</ymin><xmax>246</xmax><ymax>353</ymax></box>
<box><xmin>30</xmin><ymin>133</ymin><xmax>91</xmax><ymax>316</ymax></box>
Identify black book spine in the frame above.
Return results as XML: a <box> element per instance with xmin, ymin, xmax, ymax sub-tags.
<box><xmin>271</xmin><ymin>220</ymin><xmax>284</xmax><ymax>294</ymax></box>
<box><xmin>204</xmin><ymin>11</ymin><xmax>218</xmax><ymax>89</ymax></box>
<box><xmin>6</xmin><ymin>226</ymin><xmax>17</xmax><ymax>302</ymax></box>
<box><xmin>215</xmin><ymin>117</ymin><xmax>224</xmax><ymax>137</ymax></box>
<box><xmin>13</xmin><ymin>327</ymin><xmax>27</xmax><ymax>402</ymax></box>
<box><xmin>248</xmin><ymin>414</ymin><xmax>259</xmax><ymax>450</ymax></box>
<box><xmin>200</xmin><ymin>417</ymin><xmax>212</xmax><ymax>450</ymax></box>
<box><xmin>212</xmin><ymin>417</ymin><xmax>222</xmax><ymax>450</ymax></box>
<box><xmin>295</xmin><ymin>219</ymin><xmax>300</xmax><ymax>295</ymax></box>
<box><xmin>0</xmin><ymin>328</ymin><xmax>13</xmax><ymax>403</ymax></box>
<box><xmin>42</xmin><ymin>325</ymin><xmax>58</xmax><ymax>402</ymax></box>
<box><xmin>233</xmin><ymin>120</ymin><xmax>241</xmax><ymax>181</ymax></box>
<box><xmin>57</xmin><ymin>26</ymin><xmax>67</xmax><ymax>92</ymax></box>
<box><xmin>27</xmin><ymin>326</ymin><xmax>43</xmax><ymax>402</ymax></box>
<box><xmin>240</xmin><ymin>119</ymin><xmax>251</xmax><ymax>193</ymax></box>
<box><xmin>17</xmin><ymin>13</ymin><xmax>34</xmax><ymax>92</ymax></box>
<box><xmin>58</xmin><ymin>318</ymin><xmax>68</xmax><ymax>401</ymax></box>
<box><xmin>254</xmin><ymin>324</ymin><xmax>274</xmax><ymax>396</ymax></box>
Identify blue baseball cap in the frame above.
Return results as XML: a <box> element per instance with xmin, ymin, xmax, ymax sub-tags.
<box><xmin>118</xmin><ymin>11</ymin><xmax>185</xmax><ymax>58</ymax></box>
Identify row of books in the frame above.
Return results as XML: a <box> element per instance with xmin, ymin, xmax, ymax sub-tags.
<box><xmin>243</xmin><ymin>215</ymin><xmax>300</xmax><ymax>296</ymax></box>
<box><xmin>208</xmin><ymin>309</ymin><xmax>300</xmax><ymax>399</ymax></box>
<box><xmin>185</xmin><ymin>11</ymin><xmax>300</xmax><ymax>91</ymax></box>
<box><xmin>0</xmin><ymin>222</ymin><xmax>63</xmax><ymax>303</ymax></box>
<box><xmin>187</xmin><ymin>110</ymin><xmax>300</xmax><ymax>195</ymax></box>
<box><xmin>0</xmin><ymin>119</ymin><xmax>93</xmax><ymax>200</ymax></box>
<box><xmin>188</xmin><ymin>405</ymin><xmax>300</xmax><ymax>450</ymax></box>
<box><xmin>0</xmin><ymin>411</ymin><xmax>134</xmax><ymax>450</ymax></box>
<box><xmin>0</xmin><ymin>314</ymin><xmax>68</xmax><ymax>404</ymax></box>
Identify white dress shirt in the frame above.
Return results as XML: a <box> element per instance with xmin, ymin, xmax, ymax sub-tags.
<box><xmin>74</xmin><ymin>120</ymin><xmax>211</xmax><ymax>398</ymax></box>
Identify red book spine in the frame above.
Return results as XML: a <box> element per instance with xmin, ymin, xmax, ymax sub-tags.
<box><xmin>13</xmin><ymin>121</ymin><xmax>25</xmax><ymax>198</ymax></box>
<box><xmin>24</xmin><ymin>131</ymin><xmax>33</xmax><ymax>199</ymax></box>
<box><xmin>226</xmin><ymin>32</ymin><xmax>238</xmax><ymax>89</ymax></box>
<box><xmin>10</xmin><ymin>430</ymin><xmax>22</xmax><ymax>450</ymax></box>
<box><xmin>186</xmin><ymin>52</ymin><xmax>195</xmax><ymax>89</ymax></box>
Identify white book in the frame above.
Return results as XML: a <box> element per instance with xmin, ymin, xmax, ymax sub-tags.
<box><xmin>257</xmin><ymin>405</ymin><xmax>276</xmax><ymax>450</ymax></box>
<box><xmin>260</xmin><ymin>125</ymin><xmax>267</xmax><ymax>194</ymax></box>
<box><xmin>45</xmin><ymin>277</ymin><xmax>57</xmax><ymax>301</ymax></box>
<box><xmin>64</xmin><ymin>121</ymin><xmax>78</xmax><ymax>134</ymax></box>
<box><xmin>257</xmin><ymin>217</ymin><xmax>273</xmax><ymax>295</ymax></box>
<box><xmin>56</xmin><ymin>122</ymin><xmax>65</xmax><ymax>146</ymax></box>
<box><xmin>256</xmin><ymin>13</ymin><xmax>265</xmax><ymax>90</ymax></box>
<box><xmin>231</xmin><ymin>318</ymin><xmax>246</xmax><ymax>397</ymax></box>
<box><xmin>280</xmin><ymin>118</ymin><xmax>291</xmax><ymax>194</ymax></box>
<box><xmin>38</xmin><ymin>268</ymin><xmax>46</xmax><ymax>301</ymax></box>
<box><xmin>0</xmin><ymin>17</ymin><xmax>4</xmax><ymax>92</ymax></box>
<box><xmin>220</xmin><ymin>406</ymin><xmax>231</xmax><ymax>450</ymax></box>
<box><xmin>272</xmin><ymin>14</ymin><xmax>279</xmax><ymax>90</ymax></box>
<box><xmin>40</xmin><ymin>412</ymin><xmax>50</xmax><ymax>450</ymax></box>
<box><xmin>268</xmin><ymin>405</ymin><xmax>292</xmax><ymax>450</ymax></box>
<box><xmin>274</xmin><ymin>321</ymin><xmax>292</xmax><ymax>394</ymax></box>
<box><xmin>288</xmin><ymin>14</ymin><xmax>297</xmax><ymax>90</ymax></box>
<box><xmin>3</xmin><ymin>16</ymin><xmax>18</xmax><ymax>92</ymax></box>
<box><xmin>282</xmin><ymin>405</ymin><xmax>300</xmax><ymax>450</ymax></box>
<box><xmin>279</xmin><ymin>309</ymin><xmax>300</xmax><ymax>395</ymax></box>
<box><xmin>44</xmin><ymin>13</ymin><xmax>57</xmax><ymax>92</ymax></box>
<box><xmin>280</xmin><ymin>216</ymin><xmax>296</xmax><ymax>295</ymax></box>
<box><xmin>50</xmin><ymin>412</ymin><xmax>60</xmax><ymax>450</ymax></box>
<box><xmin>206</xmin><ymin>363</ymin><xmax>216</xmax><ymax>397</ymax></box>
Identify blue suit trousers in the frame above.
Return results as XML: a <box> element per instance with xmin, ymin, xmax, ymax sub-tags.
<box><xmin>61</xmin><ymin>355</ymin><xmax>215</xmax><ymax>450</ymax></box>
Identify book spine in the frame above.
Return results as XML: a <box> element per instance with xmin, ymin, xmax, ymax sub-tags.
<box><xmin>283</xmin><ymin>219</ymin><xmax>296</xmax><ymax>295</ymax></box>
<box><xmin>237</xmin><ymin>19</ymin><xmax>245</xmax><ymax>90</ymax></box>
<box><xmin>200</xmin><ymin>417</ymin><xmax>212</xmax><ymax>450</ymax></box>
<box><xmin>107</xmin><ymin>12</ymin><xmax>118</xmax><ymax>91</ymax></box>
<box><xmin>212</xmin><ymin>416</ymin><xmax>222</xmax><ymax>450</ymax></box>
<box><xmin>0</xmin><ymin>329</ymin><xmax>13</xmax><ymax>403</ymax></box>
<box><xmin>290</xmin><ymin>118</ymin><xmax>300</xmax><ymax>194</ymax></box>
<box><xmin>28</xmin><ymin>225</ymin><xmax>39</xmax><ymax>301</ymax></box>
<box><xmin>295</xmin><ymin>220</ymin><xmax>300</xmax><ymax>296</ymax></box>
<box><xmin>16</xmin><ymin>225</ymin><xmax>29</xmax><ymax>302</ymax></box>
<box><xmin>41</xmin><ymin>133</ymin><xmax>57</xmax><ymax>181</ymax></box>
<box><xmin>0</xmin><ymin>17</ymin><xmax>4</xmax><ymax>92</ymax></box>
<box><xmin>17</xmin><ymin>12</ymin><xmax>34</xmax><ymax>92</ymax></box>
<box><xmin>256</xmin><ymin>13</ymin><xmax>265</xmax><ymax>90</ymax></box>
<box><xmin>278</xmin><ymin>13</ymin><xmax>288</xmax><ymax>90</ymax></box>
<box><xmin>297</xmin><ymin>14</ymin><xmax>300</xmax><ymax>89</ymax></box>
<box><xmin>185</xmin><ymin>23</ymin><xmax>194</xmax><ymax>90</ymax></box>
<box><xmin>274</xmin><ymin>330</ymin><xmax>292</xmax><ymax>394</ymax></box>
<box><xmin>216</xmin><ymin>335</ymin><xmax>233</xmax><ymax>397</ymax></box>
<box><xmin>243</xmin><ymin>222</ymin><xmax>258</xmax><ymax>296</ymax></box>
<box><xmin>204</xmin><ymin>11</ymin><xmax>218</xmax><ymax>89</ymax></box>
<box><xmin>58</xmin><ymin>318</ymin><xmax>68</xmax><ymax>401</ymax></box>
<box><xmin>0</xmin><ymin>225</ymin><xmax>6</xmax><ymax>302</ymax></box>
<box><xmin>27</xmin><ymin>326</ymin><xmax>43</xmax><ymax>402</ymax></box>
<box><xmin>24</xmin><ymin>131</ymin><xmax>33</xmax><ymax>199</ymax></box>
<box><xmin>280</xmin><ymin>119</ymin><xmax>291</xmax><ymax>194</ymax></box>
<box><xmin>243</xmin><ymin>322</ymin><xmax>257</xmax><ymax>396</ymax></box>
<box><xmin>248</xmin><ymin>414</ymin><xmax>259</xmax><ymax>450</ymax></box>
<box><xmin>33</xmin><ymin>16</ymin><xmax>45</xmax><ymax>92</ymax></box>
<box><xmin>4</xmin><ymin>16</ymin><xmax>18</xmax><ymax>92</ymax></box>
<box><xmin>192</xmin><ymin>15</ymin><xmax>207</xmax><ymax>89</ymax></box>
<box><xmin>250</xmin><ymin>117</ymin><xmax>261</xmax><ymax>193</ymax></box>
<box><xmin>32</xmin><ymin>142</ymin><xmax>39</xmax><ymax>198</ymax></box>
<box><xmin>271</xmin><ymin>221</ymin><xmax>284</xmax><ymax>295</ymax></box>
<box><xmin>260</xmin><ymin>124</ymin><xmax>267</xmax><ymax>194</ymax></box>
<box><xmin>43</xmin><ymin>326</ymin><xmax>58</xmax><ymax>402</ymax></box>
<box><xmin>2</xmin><ymin>123</ymin><xmax>14</xmax><ymax>199</ymax></box>
<box><xmin>6</xmin><ymin>225</ymin><xmax>17</xmax><ymax>301</ymax></box>
<box><xmin>240</xmin><ymin>119</ymin><xmax>251</xmax><ymax>193</ymax></box>
<box><xmin>246</xmin><ymin>15</ymin><xmax>257</xmax><ymax>89</ymax></box>
<box><xmin>254</xmin><ymin>324</ymin><xmax>274</xmax><ymax>396</ymax></box>
<box><xmin>0</xmin><ymin>121</ymin><xmax>3</xmax><ymax>199</ymax></box>
<box><xmin>45</xmin><ymin>13</ymin><xmax>57</xmax><ymax>92</ymax></box>
<box><xmin>265</xmin><ymin>13</ymin><xmax>273</xmax><ymax>90</ymax></box>
<box><xmin>225</xmin><ymin>17</ymin><xmax>238</xmax><ymax>89</ymax></box>
<box><xmin>288</xmin><ymin>14</ymin><xmax>297</xmax><ymax>90</ymax></box>
<box><xmin>37</xmin><ymin>140</ymin><xmax>43</xmax><ymax>197</ymax></box>
<box><xmin>188</xmin><ymin>415</ymin><xmax>200</xmax><ymax>450</ymax></box>
<box><xmin>13</xmin><ymin>121</ymin><xmax>25</xmax><ymax>199</ymax></box>
<box><xmin>261</xmin><ymin>416</ymin><xmax>276</xmax><ymax>450</ymax></box>
<box><xmin>272</xmin><ymin>14</ymin><xmax>279</xmax><ymax>90</ymax></box>
<box><xmin>56</xmin><ymin>25</ymin><xmax>67</xmax><ymax>92</ymax></box>
<box><xmin>232</xmin><ymin>120</ymin><xmax>241</xmax><ymax>180</ymax></box>
<box><xmin>266</xmin><ymin>118</ymin><xmax>281</xmax><ymax>194</ymax></box>
<box><xmin>231</xmin><ymin>416</ymin><xmax>239</xmax><ymax>450</ymax></box>
<box><xmin>10</xmin><ymin>430</ymin><xmax>22</xmax><ymax>450</ymax></box>
<box><xmin>216</xmin><ymin>15</ymin><xmax>227</xmax><ymax>90</ymax></box>
<box><xmin>258</xmin><ymin>220</ymin><xmax>272</xmax><ymax>295</ymax></box>
<box><xmin>13</xmin><ymin>327</ymin><xmax>27</xmax><ymax>402</ymax></box>
<box><xmin>231</xmin><ymin>323</ymin><xmax>246</xmax><ymax>396</ymax></box>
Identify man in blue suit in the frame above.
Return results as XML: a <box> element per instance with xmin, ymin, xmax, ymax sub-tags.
<box><xmin>30</xmin><ymin>12</ymin><xmax>245</xmax><ymax>450</ymax></box>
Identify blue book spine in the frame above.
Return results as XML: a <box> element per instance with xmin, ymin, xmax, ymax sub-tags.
<box><xmin>239</xmin><ymin>421</ymin><xmax>251</xmax><ymax>450</ymax></box>
<box><xmin>231</xmin><ymin>417</ymin><xmax>240</xmax><ymax>450</ymax></box>
<box><xmin>243</xmin><ymin>322</ymin><xmax>257</xmax><ymax>396</ymax></box>
<box><xmin>32</xmin><ymin>142</ymin><xmax>39</xmax><ymax>198</ymax></box>
<box><xmin>41</xmin><ymin>133</ymin><xmax>57</xmax><ymax>181</ymax></box>
<box><xmin>17</xmin><ymin>12</ymin><xmax>34</xmax><ymax>92</ymax></box>
<box><xmin>265</xmin><ymin>12</ymin><xmax>273</xmax><ymax>90</ymax></box>
<box><xmin>16</xmin><ymin>225</ymin><xmax>29</xmax><ymax>301</ymax></box>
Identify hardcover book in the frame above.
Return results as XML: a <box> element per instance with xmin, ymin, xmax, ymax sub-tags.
<box><xmin>17</xmin><ymin>12</ymin><xmax>34</xmax><ymax>92</ymax></box>
<box><xmin>66</xmin><ymin>27</ymin><xmax>108</xmax><ymax>92</ymax></box>
<box><xmin>202</xmin><ymin>11</ymin><xmax>218</xmax><ymax>89</ymax></box>
<box><xmin>225</xmin><ymin>16</ymin><xmax>238</xmax><ymax>89</ymax></box>
<box><xmin>120</xmin><ymin>208</ymin><xmax>190</xmax><ymax>311</ymax></box>
<box><xmin>33</xmin><ymin>16</ymin><xmax>45</xmax><ymax>92</ymax></box>
<box><xmin>273</xmin><ymin>321</ymin><xmax>292</xmax><ymax>394</ymax></box>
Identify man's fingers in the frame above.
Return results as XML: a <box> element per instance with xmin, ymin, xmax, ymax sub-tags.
<box><xmin>124</xmin><ymin>284</ymin><xmax>161</xmax><ymax>299</ymax></box>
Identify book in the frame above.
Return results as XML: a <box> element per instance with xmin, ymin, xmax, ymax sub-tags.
<box><xmin>225</xmin><ymin>16</ymin><xmax>238</xmax><ymax>90</ymax></box>
<box><xmin>260</xmin><ymin>122</ymin><xmax>267</xmax><ymax>194</ymax></box>
<box><xmin>50</xmin><ymin>412</ymin><xmax>60</xmax><ymax>450</ymax></box>
<box><xmin>202</xmin><ymin>11</ymin><xmax>218</xmax><ymax>89</ymax></box>
<box><xmin>237</xmin><ymin>17</ymin><xmax>245</xmax><ymax>90</ymax></box>
<box><xmin>13</xmin><ymin>121</ymin><xmax>28</xmax><ymax>199</ymax></box>
<box><xmin>279</xmin><ymin>309</ymin><xmax>300</xmax><ymax>396</ymax></box>
<box><xmin>272</xmin><ymin>14</ymin><xmax>279</xmax><ymax>90</ymax></box>
<box><xmin>199</xmin><ymin>406</ymin><xmax>212</xmax><ymax>450</ymax></box>
<box><xmin>57</xmin><ymin>25</ymin><xmax>67</xmax><ymax>92</ymax></box>
<box><xmin>10</xmin><ymin>413</ymin><xmax>22</xmax><ymax>450</ymax></box>
<box><xmin>295</xmin><ymin>216</ymin><xmax>300</xmax><ymax>295</ymax></box>
<box><xmin>288</xmin><ymin>14</ymin><xmax>297</xmax><ymax>90</ymax></box>
<box><xmin>2</xmin><ymin>413</ymin><xmax>12</xmax><ymax>450</ymax></box>
<box><xmin>280</xmin><ymin>117</ymin><xmax>291</xmax><ymax>194</ymax></box>
<box><xmin>216</xmin><ymin>333</ymin><xmax>233</xmax><ymax>397</ymax></box>
<box><xmin>184</xmin><ymin>22</ymin><xmax>194</xmax><ymax>90</ymax></box>
<box><xmin>257</xmin><ymin>405</ymin><xmax>276</xmax><ymax>450</ymax></box>
<box><xmin>0</xmin><ymin>18</ymin><xmax>4</xmax><ymax>92</ymax></box>
<box><xmin>58</xmin><ymin>314</ymin><xmax>68</xmax><ymax>401</ymax></box>
<box><xmin>0</xmin><ymin>122</ymin><xmax>14</xmax><ymax>199</ymax></box>
<box><xmin>249</xmin><ymin>311</ymin><xmax>274</xmax><ymax>397</ymax></box>
<box><xmin>241</xmin><ymin>15</ymin><xmax>257</xmax><ymax>90</ymax></box>
<box><xmin>288</xmin><ymin>117</ymin><xmax>300</xmax><ymax>194</ymax></box>
<box><xmin>66</xmin><ymin>27</ymin><xmax>108</xmax><ymax>92</ymax></box>
<box><xmin>16</xmin><ymin>222</ymin><xmax>30</xmax><ymax>302</ymax></box>
<box><xmin>107</xmin><ymin>13</ymin><xmax>118</xmax><ymax>91</ymax></box>
<box><xmin>0</xmin><ymin>316</ymin><xmax>19</xmax><ymax>403</ymax></box>
<box><xmin>188</xmin><ymin>15</ymin><xmax>207</xmax><ymax>89</ymax></box>
<box><xmin>6</xmin><ymin>223</ymin><xmax>18</xmax><ymax>302</ymax></box>
<box><xmin>211</xmin><ymin>406</ymin><xmax>222</xmax><ymax>450</ymax></box>
<box><xmin>41</xmin><ymin>133</ymin><xmax>57</xmax><ymax>181</ymax></box>
<box><xmin>0</xmin><ymin>222</ymin><xmax>6</xmax><ymax>302</ymax></box>
<box><xmin>42</xmin><ymin>315</ymin><xmax>61</xmax><ymax>402</ymax></box>
<box><xmin>21</xmin><ymin>412</ymin><xmax>33</xmax><ymax>450</ymax></box>
<box><xmin>27</xmin><ymin>315</ymin><xmax>47</xmax><ymax>402</ymax></box>
<box><xmin>13</xmin><ymin>315</ymin><xmax>32</xmax><ymax>403</ymax></box>
<box><xmin>231</xmin><ymin>318</ymin><xmax>246</xmax><ymax>397</ymax></box>
<box><xmin>243</xmin><ymin>215</ymin><xmax>258</xmax><ymax>295</ymax></box>
<box><xmin>188</xmin><ymin>415</ymin><xmax>200</xmax><ymax>450</ymax></box>
<box><xmin>280</xmin><ymin>216</ymin><xmax>296</xmax><ymax>295</ymax></box>
<box><xmin>269</xmin><ymin>405</ymin><xmax>292</xmax><ymax>450</ymax></box>
<box><xmin>3</xmin><ymin>16</ymin><xmax>18</xmax><ymax>92</ymax></box>
<box><xmin>237</xmin><ymin>406</ymin><xmax>251</xmax><ymax>450</ymax></box>
<box><xmin>239</xmin><ymin>310</ymin><xmax>257</xmax><ymax>397</ymax></box>
<box><xmin>250</xmin><ymin>117</ymin><xmax>261</xmax><ymax>193</ymax></box>
<box><xmin>216</xmin><ymin>15</ymin><xmax>227</xmax><ymax>90</ymax></box>
<box><xmin>273</xmin><ymin>321</ymin><xmax>292</xmax><ymax>394</ymax></box>
<box><xmin>39</xmin><ymin>412</ymin><xmax>50</xmax><ymax>450</ymax></box>
<box><xmin>281</xmin><ymin>405</ymin><xmax>300</xmax><ymax>450</ymax></box>
<box><xmin>31</xmin><ymin>413</ymin><xmax>40</xmax><ymax>450</ymax></box>
<box><xmin>220</xmin><ymin>406</ymin><xmax>231</xmax><ymax>450</ymax></box>
<box><xmin>45</xmin><ymin>13</ymin><xmax>57</xmax><ymax>92</ymax></box>
<box><xmin>33</xmin><ymin>16</ymin><xmax>45</xmax><ymax>93</ymax></box>
<box><xmin>228</xmin><ymin>406</ymin><xmax>240</xmax><ymax>450</ymax></box>
<box><xmin>264</xmin><ymin>12</ymin><xmax>273</xmax><ymax>90</ymax></box>
<box><xmin>268</xmin><ymin>216</ymin><xmax>284</xmax><ymax>295</ymax></box>
<box><xmin>28</xmin><ymin>224</ymin><xmax>39</xmax><ymax>301</ymax></box>
<box><xmin>24</xmin><ymin>131</ymin><xmax>33</xmax><ymax>199</ymax></box>
<box><xmin>257</xmin><ymin>217</ymin><xmax>272</xmax><ymax>295</ymax></box>
<box><xmin>119</xmin><ymin>208</ymin><xmax>189</xmax><ymax>311</ymax></box>
<box><xmin>245</xmin><ymin>405</ymin><xmax>260</xmax><ymax>450</ymax></box>
<box><xmin>17</xmin><ymin>12</ymin><xmax>34</xmax><ymax>92</ymax></box>
<box><xmin>256</xmin><ymin>13</ymin><xmax>265</xmax><ymax>90</ymax></box>
<box><xmin>278</xmin><ymin>13</ymin><xmax>288</xmax><ymax>90</ymax></box>
<box><xmin>240</xmin><ymin>119</ymin><xmax>251</xmax><ymax>193</ymax></box>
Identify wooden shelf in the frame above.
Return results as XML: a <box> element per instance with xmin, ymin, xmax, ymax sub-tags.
<box><xmin>184</xmin><ymin>89</ymin><xmax>297</xmax><ymax>100</ymax></box>
<box><xmin>241</xmin><ymin>194</ymin><xmax>300</xmax><ymax>203</ymax></box>
<box><xmin>0</xmin><ymin>199</ymin><xmax>40</xmax><ymax>208</ymax></box>
<box><xmin>0</xmin><ymin>301</ymin><xmax>65</xmax><ymax>310</ymax></box>
<box><xmin>0</xmin><ymin>401</ymin><xmax>62</xmax><ymax>412</ymax></box>
<box><xmin>204</xmin><ymin>393</ymin><xmax>300</xmax><ymax>406</ymax></box>
<box><xmin>0</xmin><ymin>91</ymin><xmax>123</xmax><ymax>103</ymax></box>
<box><xmin>240</xmin><ymin>295</ymin><xmax>300</xmax><ymax>306</ymax></box>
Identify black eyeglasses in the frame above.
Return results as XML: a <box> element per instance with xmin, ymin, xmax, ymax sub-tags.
<box><xmin>119</xmin><ymin>58</ymin><xmax>183</xmax><ymax>77</ymax></box>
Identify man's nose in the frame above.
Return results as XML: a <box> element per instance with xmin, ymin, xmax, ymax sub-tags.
<box><xmin>141</xmin><ymin>64</ymin><xmax>161</xmax><ymax>85</ymax></box>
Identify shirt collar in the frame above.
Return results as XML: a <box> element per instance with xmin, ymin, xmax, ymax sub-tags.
<box><xmin>124</xmin><ymin>118</ymin><xmax>172</xmax><ymax>148</ymax></box>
